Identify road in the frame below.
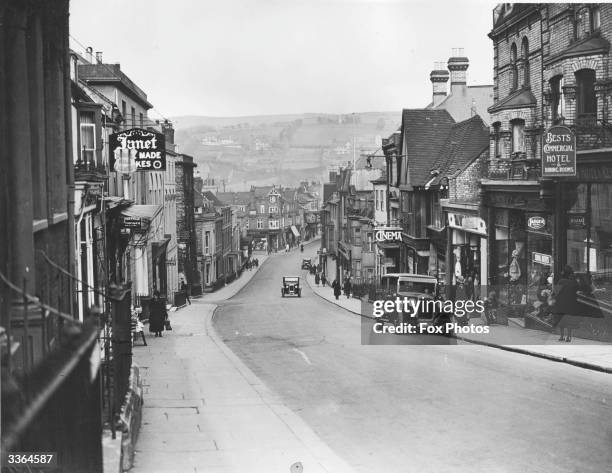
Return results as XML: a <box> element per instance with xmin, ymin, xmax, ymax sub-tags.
<box><xmin>213</xmin><ymin>242</ymin><xmax>612</xmax><ymax>473</ymax></box>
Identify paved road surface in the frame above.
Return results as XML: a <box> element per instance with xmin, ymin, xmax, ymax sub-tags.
<box><xmin>214</xmin><ymin>243</ymin><xmax>612</xmax><ymax>473</ymax></box>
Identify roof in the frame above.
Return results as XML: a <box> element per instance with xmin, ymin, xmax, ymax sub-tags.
<box><xmin>431</xmin><ymin>84</ymin><xmax>494</xmax><ymax>125</ymax></box>
<box><xmin>120</xmin><ymin>204</ymin><xmax>161</xmax><ymax>220</ymax></box>
<box><xmin>78</xmin><ymin>63</ymin><xmax>153</xmax><ymax>109</ymax></box>
<box><xmin>202</xmin><ymin>190</ymin><xmax>225</xmax><ymax>207</ymax></box>
<box><xmin>323</xmin><ymin>183</ymin><xmax>336</xmax><ymax>203</ymax></box>
<box><xmin>427</xmin><ymin>115</ymin><xmax>489</xmax><ymax>186</ymax></box>
<box><xmin>544</xmin><ymin>34</ymin><xmax>610</xmax><ymax>67</ymax></box>
<box><xmin>216</xmin><ymin>191</ymin><xmax>252</xmax><ymax>205</ymax></box>
<box><xmin>488</xmin><ymin>87</ymin><xmax>537</xmax><ymax>114</ymax></box>
<box><xmin>400</xmin><ymin>109</ymin><xmax>455</xmax><ymax>187</ymax></box>
<box><xmin>252</xmin><ymin>186</ymin><xmax>275</xmax><ymax>197</ymax></box>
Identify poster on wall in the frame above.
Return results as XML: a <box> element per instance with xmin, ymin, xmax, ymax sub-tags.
<box><xmin>541</xmin><ymin>125</ymin><xmax>576</xmax><ymax>177</ymax></box>
<box><xmin>109</xmin><ymin>128</ymin><xmax>166</xmax><ymax>172</ymax></box>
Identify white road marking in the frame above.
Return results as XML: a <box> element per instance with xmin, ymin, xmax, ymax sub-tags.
<box><xmin>292</xmin><ymin>347</ymin><xmax>312</xmax><ymax>365</ymax></box>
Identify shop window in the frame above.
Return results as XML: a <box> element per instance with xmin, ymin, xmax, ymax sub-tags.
<box><xmin>510</xmin><ymin>43</ymin><xmax>518</xmax><ymax>91</ymax></box>
<box><xmin>521</xmin><ymin>37</ymin><xmax>530</xmax><ymax>87</ymax></box>
<box><xmin>550</xmin><ymin>75</ymin><xmax>565</xmax><ymax>123</ymax></box>
<box><xmin>575</xmin><ymin>69</ymin><xmax>597</xmax><ymax>123</ymax></box>
<box><xmin>511</xmin><ymin>119</ymin><xmax>525</xmax><ymax>154</ymax></box>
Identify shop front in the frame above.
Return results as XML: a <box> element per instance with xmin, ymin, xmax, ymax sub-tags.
<box><xmin>446</xmin><ymin>212</ymin><xmax>488</xmax><ymax>302</ymax></box>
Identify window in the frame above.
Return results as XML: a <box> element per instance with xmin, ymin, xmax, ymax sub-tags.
<box><xmin>269</xmin><ymin>219</ymin><xmax>279</xmax><ymax>229</ymax></box>
<box><xmin>366</xmin><ymin>232</ymin><xmax>374</xmax><ymax>252</ymax></box>
<box><xmin>510</xmin><ymin>43</ymin><xmax>518</xmax><ymax>90</ymax></box>
<box><xmin>375</xmin><ymin>191</ymin><xmax>379</xmax><ymax>210</ymax></box>
<box><xmin>550</xmin><ymin>76</ymin><xmax>565</xmax><ymax>122</ymax></box>
<box><xmin>269</xmin><ymin>206</ymin><xmax>278</xmax><ymax>214</ymax></box>
<box><xmin>139</xmin><ymin>112</ymin><xmax>144</xmax><ymax>127</ymax></box>
<box><xmin>353</xmin><ymin>226</ymin><xmax>361</xmax><ymax>246</ymax></box>
<box><xmin>121</xmin><ymin>100</ymin><xmax>127</xmax><ymax>122</ymax></box>
<box><xmin>79</xmin><ymin>111</ymin><xmax>96</xmax><ymax>165</ymax></box>
<box><xmin>270</xmin><ymin>195</ymin><xmax>277</xmax><ymax>203</ymax></box>
<box><xmin>131</xmin><ymin>106</ymin><xmax>136</xmax><ymax>126</ymax></box>
<box><xmin>245</xmin><ymin>219</ymin><xmax>249</xmax><ymax>229</ymax></box>
<box><xmin>521</xmin><ymin>37</ymin><xmax>530</xmax><ymax>87</ymax></box>
<box><xmin>259</xmin><ymin>204</ymin><xmax>265</xmax><ymax>214</ymax></box>
<box><xmin>493</xmin><ymin>122</ymin><xmax>502</xmax><ymax>158</ymax></box>
<box><xmin>511</xmin><ymin>119</ymin><xmax>525</xmax><ymax>153</ymax></box>
<box><xmin>257</xmin><ymin>218</ymin><xmax>263</xmax><ymax>229</ymax></box>
<box><xmin>205</xmin><ymin>231</ymin><xmax>210</xmax><ymax>254</ymax></box>
<box><xmin>591</xmin><ymin>6</ymin><xmax>601</xmax><ymax>32</ymax></box>
<box><xmin>575</xmin><ymin>69</ymin><xmax>597</xmax><ymax>122</ymax></box>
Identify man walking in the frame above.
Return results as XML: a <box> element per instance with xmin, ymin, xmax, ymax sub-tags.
<box><xmin>181</xmin><ymin>280</ymin><xmax>191</xmax><ymax>305</ymax></box>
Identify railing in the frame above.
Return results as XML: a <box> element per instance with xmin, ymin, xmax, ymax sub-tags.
<box><xmin>0</xmin><ymin>270</ymin><xmax>103</xmax><ymax>472</ymax></box>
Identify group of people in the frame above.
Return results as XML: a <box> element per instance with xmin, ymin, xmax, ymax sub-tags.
<box><xmin>245</xmin><ymin>258</ymin><xmax>259</xmax><ymax>270</ymax></box>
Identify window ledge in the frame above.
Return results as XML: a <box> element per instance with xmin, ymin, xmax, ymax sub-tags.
<box><xmin>49</xmin><ymin>212</ymin><xmax>68</xmax><ymax>225</ymax></box>
<box><xmin>33</xmin><ymin>219</ymin><xmax>49</xmax><ymax>233</ymax></box>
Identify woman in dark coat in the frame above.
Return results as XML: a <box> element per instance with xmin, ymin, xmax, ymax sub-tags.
<box><xmin>552</xmin><ymin>265</ymin><xmax>581</xmax><ymax>342</ymax></box>
<box><xmin>332</xmin><ymin>279</ymin><xmax>341</xmax><ymax>300</ymax></box>
<box><xmin>149</xmin><ymin>290</ymin><xmax>167</xmax><ymax>337</ymax></box>
<box><xmin>314</xmin><ymin>273</ymin><xmax>320</xmax><ymax>286</ymax></box>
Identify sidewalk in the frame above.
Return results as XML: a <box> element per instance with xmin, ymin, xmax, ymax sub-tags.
<box><xmin>131</xmin><ymin>255</ymin><xmax>356</xmax><ymax>473</ymax></box>
<box><xmin>305</xmin><ymin>272</ymin><xmax>612</xmax><ymax>373</ymax></box>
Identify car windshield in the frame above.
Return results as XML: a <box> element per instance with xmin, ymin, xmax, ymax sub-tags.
<box><xmin>284</xmin><ymin>278</ymin><xmax>299</xmax><ymax>283</ymax></box>
<box><xmin>398</xmin><ymin>280</ymin><xmax>436</xmax><ymax>294</ymax></box>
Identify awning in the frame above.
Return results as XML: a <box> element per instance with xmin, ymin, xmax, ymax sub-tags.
<box><xmin>121</xmin><ymin>204</ymin><xmax>162</xmax><ymax>221</ymax></box>
<box><xmin>291</xmin><ymin>225</ymin><xmax>300</xmax><ymax>237</ymax></box>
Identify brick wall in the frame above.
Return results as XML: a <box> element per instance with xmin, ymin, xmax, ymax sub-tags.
<box><xmin>450</xmin><ymin>150</ymin><xmax>487</xmax><ymax>203</ymax></box>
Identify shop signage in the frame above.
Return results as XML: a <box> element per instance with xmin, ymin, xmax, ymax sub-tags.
<box><xmin>527</xmin><ymin>216</ymin><xmax>546</xmax><ymax>230</ymax></box>
<box><xmin>374</xmin><ymin>226</ymin><xmax>402</xmax><ymax>242</ymax></box>
<box><xmin>122</xmin><ymin>217</ymin><xmax>142</xmax><ymax>228</ymax></box>
<box><xmin>568</xmin><ymin>213</ymin><xmax>586</xmax><ymax>229</ymax></box>
<box><xmin>109</xmin><ymin>128</ymin><xmax>166</xmax><ymax>172</ymax></box>
<box><xmin>533</xmin><ymin>252</ymin><xmax>552</xmax><ymax>266</ymax></box>
<box><xmin>448</xmin><ymin>214</ymin><xmax>487</xmax><ymax>235</ymax></box>
<box><xmin>541</xmin><ymin>126</ymin><xmax>576</xmax><ymax>177</ymax></box>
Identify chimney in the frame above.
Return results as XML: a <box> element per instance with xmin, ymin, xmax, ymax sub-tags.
<box><xmin>86</xmin><ymin>47</ymin><xmax>93</xmax><ymax>63</ymax></box>
<box><xmin>430</xmin><ymin>61</ymin><xmax>450</xmax><ymax>107</ymax></box>
<box><xmin>161</xmin><ymin>120</ymin><xmax>175</xmax><ymax>146</ymax></box>
<box><xmin>95</xmin><ymin>51</ymin><xmax>103</xmax><ymax>63</ymax></box>
<box><xmin>447</xmin><ymin>48</ymin><xmax>469</xmax><ymax>94</ymax></box>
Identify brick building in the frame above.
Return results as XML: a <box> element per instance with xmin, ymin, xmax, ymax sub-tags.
<box><xmin>175</xmin><ymin>153</ymin><xmax>199</xmax><ymax>294</ymax></box>
<box><xmin>483</xmin><ymin>3</ymin><xmax>612</xmax><ymax>331</ymax></box>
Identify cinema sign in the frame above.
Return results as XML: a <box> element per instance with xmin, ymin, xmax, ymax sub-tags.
<box><xmin>374</xmin><ymin>226</ymin><xmax>402</xmax><ymax>242</ymax></box>
<box><xmin>110</xmin><ymin>128</ymin><xmax>166</xmax><ymax>172</ymax></box>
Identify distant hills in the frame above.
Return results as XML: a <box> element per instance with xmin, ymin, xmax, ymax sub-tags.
<box><xmin>171</xmin><ymin>111</ymin><xmax>401</xmax><ymax>191</ymax></box>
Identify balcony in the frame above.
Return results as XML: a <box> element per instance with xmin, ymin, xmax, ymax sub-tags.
<box><xmin>74</xmin><ymin>158</ymin><xmax>107</xmax><ymax>182</ymax></box>
<box><xmin>570</xmin><ymin>115</ymin><xmax>612</xmax><ymax>150</ymax></box>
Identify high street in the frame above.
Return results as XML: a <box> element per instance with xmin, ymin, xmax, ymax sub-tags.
<box><xmin>214</xmin><ymin>242</ymin><xmax>612</xmax><ymax>473</ymax></box>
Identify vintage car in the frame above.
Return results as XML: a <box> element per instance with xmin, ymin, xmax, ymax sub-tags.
<box><xmin>301</xmin><ymin>258</ymin><xmax>312</xmax><ymax>270</ymax></box>
<box><xmin>379</xmin><ymin>273</ymin><xmax>450</xmax><ymax>331</ymax></box>
<box><xmin>281</xmin><ymin>276</ymin><xmax>302</xmax><ymax>297</ymax></box>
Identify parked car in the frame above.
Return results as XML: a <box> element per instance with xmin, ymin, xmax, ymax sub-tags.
<box><xmin>281</xmin><ymin>276</ymin><xmax>302</xmax><ymax>297</ymax></box>
<box><xmin>379</xmin><ymin>273</ymin><xmax>450</xmax><ymax>332</ymax></box>
<box><xmin>301</xmin><ymin>258</ymin><xmax>312</xmax><ymax>270</ymax></box>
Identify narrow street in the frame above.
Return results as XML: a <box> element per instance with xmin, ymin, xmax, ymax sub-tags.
<box><xmin>214</xmin><ymin>242</ymin><xmax>612</xmax><ymax>473</ymax></box>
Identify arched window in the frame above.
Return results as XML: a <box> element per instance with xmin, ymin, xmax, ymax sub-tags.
<box><xmin>521</xmin><ymin>37</ymin><xmax>530</xmax><ymax>86</ymax></box>
<box><xmin>591</xmin><ymin>6</ymin><xmax>601</xmax><ymax>32</ymax></box>
<box><xmin>510</xmin><ymin>119</ymin><xmax>525</xmax><ymax>154</ymax></box>
<box><xmin>575</xmin><ymin>69</ymin><xmax>597</xmax><ymax>123</ymax></box>
<box><xmin>550</xmin><ymin>75</ymin><xmax>565</xmax><ymax>123</ymax></box>
<box><xmin>510</xmin><ymin>43</ymin><xmax>518</xmax><ymax>90</ymax></box>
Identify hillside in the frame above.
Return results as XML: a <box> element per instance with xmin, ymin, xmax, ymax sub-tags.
<box><xmin>172</xmin><ymin>112</ymin><xmax>401</xmax><ymax>191</ymax></box>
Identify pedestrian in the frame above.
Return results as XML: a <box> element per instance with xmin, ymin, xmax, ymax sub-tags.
<box><xmin>321</xmin><ymin>274</ymin><xmax>327</xmax><ymax>287</ymax></box>
<box><xmin>552</xmin><ymin>265</ymin><xmax>581</xmax><ymax>342</ymax></box>
<box><xmin>181</xmin><ymin>280</ymin><xmax>191</xmax><ymax>305</ymax></box>
<box><xmin>315</xmin><ymin>272</ymin><xmax>320</xmax><ymax>286</ymax></box>
<box><xmin>332</xmin><ymin>279</ymin><xmax>341</xmax><ymax>300</ymax></box>
<box><xmin>255</xmin><ymin>258</ymin><xmax>259</xmax><ymax>267</ymax></box>
<box><xmin>149</xmin><ymin>290</ymin><xmax>167</xmax><ymax>337</ymax></box>
<box><xmin>344</xmin><ymin>278</ymin><xmax>352</xmax><ymax>299</ymax></box>
<box><xmin>286</xmin><ymin>243</ymin><xmax>290</xmax><ymax>253</ymax></box>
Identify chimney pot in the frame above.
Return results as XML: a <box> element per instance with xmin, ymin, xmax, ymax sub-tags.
<box><xmin>95</xmin><ymin>51</ymin><xmax>103</xmax><ymax>63</ymax></box>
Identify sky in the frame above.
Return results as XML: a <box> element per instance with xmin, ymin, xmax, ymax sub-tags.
<box><xmin>70</xmin><ymin>0</ymin><xmax>497</xmax><ymax>119</ymax></box>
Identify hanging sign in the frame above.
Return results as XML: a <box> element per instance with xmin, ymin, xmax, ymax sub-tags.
<box><xmin>541</xmin><ymin>126</ymin><xmax>576</xmax><ymax>177</ymax></box>
<box><xmin>527</xmin><ymin>216</ymin><xmax>546</xmax><ymax>230</ymax></box>
<box><xmin>109</xmin><ymin>128</ymin><xmax>166</xmax><ymax>172</ymax></box>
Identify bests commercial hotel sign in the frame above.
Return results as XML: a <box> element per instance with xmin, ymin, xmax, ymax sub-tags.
<box><xmin>110</xmin><ymin>128</ymin><xmax>166</xmax><ymax>172</ymax></box>
<box><xmin>541</xmin><ymin>125</ymin><xmax>576</xmax><ymax>177</ymax></box>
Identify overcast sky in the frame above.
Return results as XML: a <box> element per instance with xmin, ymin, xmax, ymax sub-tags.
<box><xmin>70</xmin><ymin>0</ymin><xmax>497</xmax><ymax>119</ymax></box>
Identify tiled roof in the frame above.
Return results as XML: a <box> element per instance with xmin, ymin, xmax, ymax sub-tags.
<box><xmin>202</xmin><ymin>190</ymin><xmax>225</xmax><ymax>207</ymax></box>
<box><xmin>427</xmin><ymin>115</ymin><xmax>489</xmax><ymax>186</ymax></box>
<box><xmin>400</xmin><ymin>109</ymin><xmax>455</xmax><ymax>187</ymax></box>
<box><xmin>431</xmin><ymin>85</ymin><xmax>494</xmax><ymax>125</ymax></box>
<box><xmin>252</xmin><ymin>186</ymin><xmax>275</xmax><ymax>197</ymax></box>
<box><xmin>216</xmin><ymin>191</ymin><xmax>253</xmax><ymax>205</ymax></box>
